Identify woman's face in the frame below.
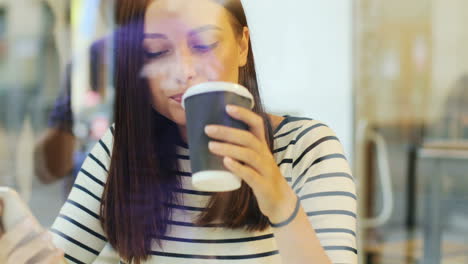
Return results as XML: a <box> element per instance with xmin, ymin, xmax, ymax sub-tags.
<box><xmin>142</xmin><ymin>0</ymin><xmax>249</xmax><ymax>126</ymax></box>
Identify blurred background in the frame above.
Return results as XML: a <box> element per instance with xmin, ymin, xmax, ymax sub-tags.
<box><xmin>0</xmin><ymin>0</ymin><xmax>467</xmax><ymax>263</ymax></box>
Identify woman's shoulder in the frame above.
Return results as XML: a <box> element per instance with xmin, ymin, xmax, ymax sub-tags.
<box><xmin>99</xmin><ymin>124</ymin><xmax>115</xmax><ymax>149</ymax></box>
<box><xmin>90</xmin><ymin>124</ymin><xmax>115</xmax><ymax>155</ymax></box>
<box><xmin>272</xmin><ymin>116</ymin><xmax>346</xmax><ymax>163</ymax></box>
<box><xmin>86</xmin><ymin>125</ymin><xmax>115</xmax><ymax>166</ymax></box>
<box><xmin>273</xmin><ymin>116</ymin><xmax>352</xmax><ymax>189</ymax></box>
<box><xmin>273</xmin><ymin>116</ymin><xmax>338</xmax><ymax>143</ymax></box>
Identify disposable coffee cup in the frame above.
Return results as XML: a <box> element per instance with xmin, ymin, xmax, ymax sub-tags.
<box><xmin>182</xmin><ymin>82</ymin><xmax>254</xmax><ymax>192</ymax></box>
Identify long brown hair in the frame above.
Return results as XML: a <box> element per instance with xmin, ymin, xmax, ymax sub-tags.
<box><xmin>101</xmin><ymin>1</ymin><xmax>274</xmax><ymax>263</ymax></box>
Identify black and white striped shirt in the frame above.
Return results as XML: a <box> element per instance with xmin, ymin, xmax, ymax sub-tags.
<box><xmin>51</xmin><ymin>116</ymin><xmax>357</xmax><ymax>264</ymax></box>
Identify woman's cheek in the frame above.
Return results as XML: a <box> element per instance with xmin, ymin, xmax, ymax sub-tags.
<box><xmin>141</xmin><ymin>61</ymin><xmax>174</xmax><ymax>91</ymax></box>
<box><xmin>196</xmin><ymin>56</ymin><xmax>225</xmax><ymax>81</ymax></box>
<box><xmin>205</xmin><ymin>49</ymin><xmax>241</xmax><ymax>82</ymax></box>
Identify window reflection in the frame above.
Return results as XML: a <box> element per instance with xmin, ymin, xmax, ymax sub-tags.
<box><xmin>0</xmin><ymin>0</ymin><xmax>467</xmax><ymax>263</ymax></box>
<box><xmin>356</xmin><ymin>0</ymin><xmax>468</xmax><ymax>263</ymax></box>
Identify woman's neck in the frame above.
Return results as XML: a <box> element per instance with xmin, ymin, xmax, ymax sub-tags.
<box><xmin>178</xmin><ymin>125</ymin><xmax>188</xmax><ymax>143</ymax></box>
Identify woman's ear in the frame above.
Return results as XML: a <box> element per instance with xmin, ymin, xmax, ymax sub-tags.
<box><xmin>238</xmin><ymin>27</ymin><xmax>250</xmax><ymax>67</ymax></box>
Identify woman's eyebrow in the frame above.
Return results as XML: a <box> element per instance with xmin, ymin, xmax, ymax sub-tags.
<box><xmin>143</xmin><ymin>25</ymin><xmax>221</xmax><ymax>39</ymax></box>
<box><xmin>143</xmin><ymin>33</ymin><xmax>168</xmax><ymax>39</ymax></box>
<box><xmin>188</xmin><ymin>25</ymin><xmax>222</xmax><ymax>36</ymax></box>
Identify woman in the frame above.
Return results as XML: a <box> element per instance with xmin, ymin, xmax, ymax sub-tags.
<box><xmin>0</xmin><ymin>0</ymin><xmax>357</xmax><ymax>263</ymax></box>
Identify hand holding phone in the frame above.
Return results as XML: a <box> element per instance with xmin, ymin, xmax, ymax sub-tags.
<box><xmin>0</xmin><ymin>187</ymin><xmax>65</xmax><ymax>264</ymax></box>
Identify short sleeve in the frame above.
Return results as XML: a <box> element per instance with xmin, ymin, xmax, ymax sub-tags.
<box><xmin>289</xmin><ymin>121</ymin><xmax>357</xmax><ymax>264</ymax></box>
<box><xmin>50</xmin><ymin>127</ymin><xmax>114</xmax><ymax>263</ymax></box>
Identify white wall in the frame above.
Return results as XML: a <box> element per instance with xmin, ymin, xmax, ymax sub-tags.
<box><xmin>242</xmin><ymin>0</ymin><xmax>353</xmax><ymax>157</ymax></box>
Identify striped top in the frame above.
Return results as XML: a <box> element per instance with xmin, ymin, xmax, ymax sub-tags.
<box><xmin>51</xmin><ymin>116</ymin><xmax>357</xmax><ymax>264</ymax></box>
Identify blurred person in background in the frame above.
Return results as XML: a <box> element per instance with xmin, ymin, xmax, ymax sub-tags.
<box><xmin>33</xmin><ymin>0</ymin><xmax>116</xmax><ymax>196</ymax></box>
<box><xmin>0</xmin><ymin>0</ymin><xmax>59</xmax><ymax>198</ymax></box>
<box><xmin>33</xmin><ymin>38</ymin><xmax>113</xmax><ymax>193</ymax></box>
<box><xmin>1</xmin><ymin>0</ymin><xmax>357</xmax><ymax>263</ymax></box>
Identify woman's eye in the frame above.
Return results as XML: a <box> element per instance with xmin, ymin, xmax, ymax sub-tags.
<box><xmin>145</xmin><ymin>50</ymin><xmax>169</xmax><ymax>59</ymax></box>
<box><xmin>193</xmin><ymin>42</ymin><xmax>219</xmax><ymax>52</ymax></box>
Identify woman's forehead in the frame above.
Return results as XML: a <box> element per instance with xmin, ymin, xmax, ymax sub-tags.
<box><xmin>144</xmin><ymin>0</ymin><xmax>231</xmax><ymax>33</ymax></box>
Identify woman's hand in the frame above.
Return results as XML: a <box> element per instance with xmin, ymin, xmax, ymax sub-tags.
<box><xmin>205</xmin><ymin>105</ymin><xmax>297</xmax><ymax>223</ymax></box>
<box><xmin>0</xmin><ymin>200</ymin><xmax>64</xmax><ymax>264</ymax></box>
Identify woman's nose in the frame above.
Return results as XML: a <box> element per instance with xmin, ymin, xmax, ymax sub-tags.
<box><xmin>174</xmin><ymin>46</ymin><xmax>197</xmax><ymax>85</ymax></box>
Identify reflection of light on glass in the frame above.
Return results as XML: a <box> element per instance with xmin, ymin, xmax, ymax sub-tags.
<box><xmin>71</xmin><ymin>0</ymin><xmax>81</xmax><ymax>27</ymax></box>
<box><xmin>71</xmin><ymin>0</ymin><xmax>100</xmax><ymax>33</ymax></box>
<box><xmin>91</xmin><ymin>116</ymin><xmax>109</xmax><ymax>140</ymax></box>
<box><xmin>412</xmin><ymin>35</ymin><xmax>427</xmax><ymax>73</ymax></box>
<box><xmin>381</xmin><ymin>50</ymin><xmax>400</xmax><ymax>80</ymax></box>
<box><xmin>15</xmin><ymin>117</ymin><xmax>33</xmax><ymax>202</ymax></box>
<box><xmin>83</xmin><ymin>90</ymin><xmax>101</xmax><ymax>108</ymax></box>
<box><xmin>70</xmin><ymin>0</ymin><xmax>105</xmax><ymax>118</ymax></box>
<box><xmin>81</xmin><ymin>1</ymin><xmax>99</xmax><ymax>35</ymax></box>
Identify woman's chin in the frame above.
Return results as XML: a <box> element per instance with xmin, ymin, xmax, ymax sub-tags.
<box><xmin>171</xmin><ymin>109</ymin><xmax>187</xmax><ymax>126</ymax></box>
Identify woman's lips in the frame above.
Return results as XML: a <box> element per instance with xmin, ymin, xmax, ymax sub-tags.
<box><xmin>170</xmin><ymin>94</ymin><xmax>183</xmax><ymax>103</ymax></box>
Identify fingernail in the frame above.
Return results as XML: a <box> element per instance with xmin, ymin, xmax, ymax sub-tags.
<box><xmin>208</xmin><ymin>141</ymin><xmax>216</xmax><ymax>150</ymax></box>
<box><xmin>224</xmin><ymin>157</ymin><xmax>235</xmax><ymax>166</ymax></box>
<box><xmin>205</xmin><ymin>125</ymin><xmax>217</xmax><ymax>134</ymax></box>
<box><xmin>226</xmin><ymin>105</ymin><xmax>236</xmax><ymax>113</ymax></box>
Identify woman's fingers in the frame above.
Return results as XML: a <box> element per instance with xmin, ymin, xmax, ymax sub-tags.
<box><xmin>204</xmin><ymin>125</ymin><xmax>264</xmax><ymax>153</ymax></box>
<box><xmin>209</xmin><ymin>141</ymin><xmax>265</xmax><ymax>174</ymax></box>
<box><xmin>7</xmin><ymin>231</ymin><xmax>55</xmax><ymax>264</ymax></box>
<box><xmin>0</xmin><ymin>217</ymin><xmax>41</xmax><ymax>258</ymax></box>
<box><xmin>226</xmin><ymin>105</ymin><xmax>266</xmax><ymax>143</ymax></box>
<box><xmin>223</xmin><ymin>157</ymin><xmax>263</xmax><ymax>188</ymax></box>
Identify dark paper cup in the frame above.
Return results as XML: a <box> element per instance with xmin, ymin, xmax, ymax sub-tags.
<box><xmin>182</xmin><ymin>82</ymin><xmax>254</xmax><ymax>192</ymax></box>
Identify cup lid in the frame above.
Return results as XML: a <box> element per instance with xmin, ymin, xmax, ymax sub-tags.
<box><xmin>181</xmin><ymin>82</ymin><xmax>255</xmax><ymax>109</ymax></box>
